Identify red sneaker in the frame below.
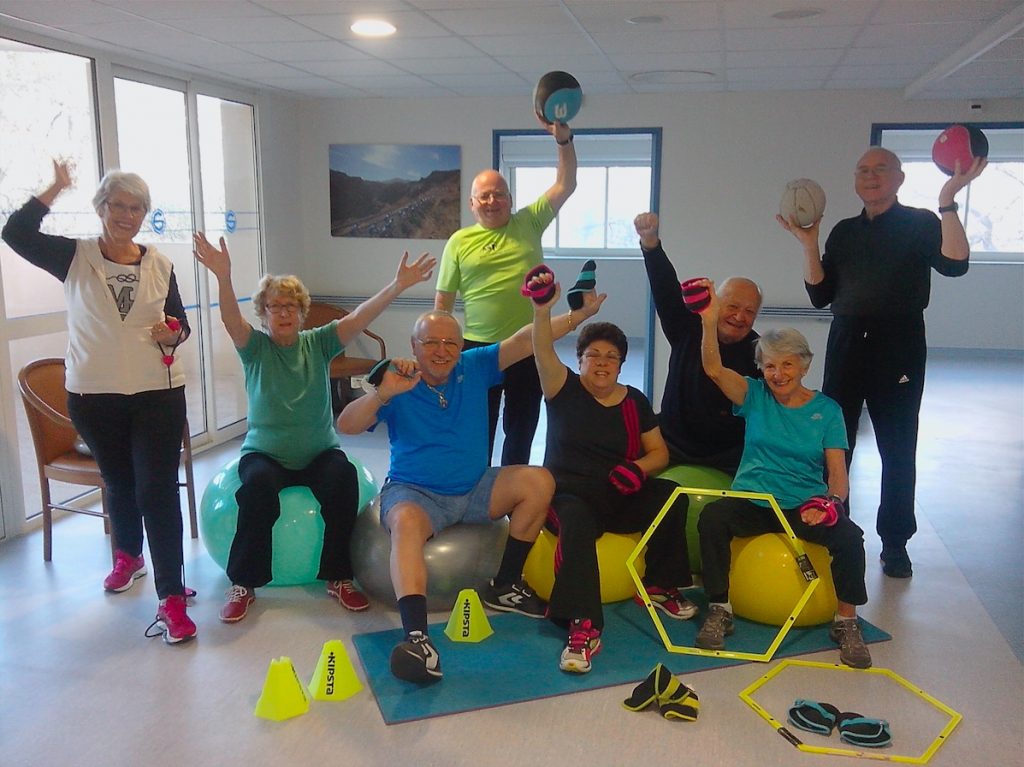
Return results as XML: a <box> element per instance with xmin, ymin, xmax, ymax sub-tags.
<box><xmin>103</xmin><ymin>550</ymin><xmax>147</xmax><ymax>593</ymax></box>
<box><xmin>327</xmin><ymin>579</ymin><xmax>369</xmax><ymax>611</ymax></box>
<box><xmin>152</xmin><ymin>594</ymin><xmax>197</xmax><ymax>644</ymax></box>
<box><xmin>635</xmin><ymin>586</ymin><xmax>699</xmax><ymax>620</ymax></box>
<box><xmin>219</xmin><ymin>585</ymin><xmax>255</xmax><ymax>623</ymax></box>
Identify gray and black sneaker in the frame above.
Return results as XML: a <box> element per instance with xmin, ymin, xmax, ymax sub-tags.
<box><xmin>481</xmin><ymin>578</ymin><xmax>546</xmax><ymax>618</ymax></box>
<box><xmin>390</xmin><ymin>631</ymin><xmax>442</xmax><ymax>683</ymax></box>
<box><xmin>695</xmin><ymin>604</ymin><xmax>735</xmax><ymax>650</ymax></box>
<box><xmin>830</xmin><ymin>618</ymin><xmax>872</xmax><ymax>669</ymax></box>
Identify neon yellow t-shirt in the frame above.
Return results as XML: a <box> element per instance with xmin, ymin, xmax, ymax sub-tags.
<box><xmin>437</xmin><ymin>196</ymin><xmax>555</xmax><ymax>343</ymax></box>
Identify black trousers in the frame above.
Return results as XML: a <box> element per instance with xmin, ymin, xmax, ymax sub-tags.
<box><xmin>464</xmin><ymin>339</ymin><xmax>543</xmax><ymax>466</ymax></box>
<box><xmin>548</xmin><ymin>477</ymin><xmax>690</xmax><ymax>630</ymax></box>
<box><xmin>228</xmin><ymin>449</ymin><xmax>359</xmax><ymax>588</ymax></box>
<box><xmin>68</xmin><ymin>387</ymin><xmax>186</xmax><ymax>599</ymax></box>
<box><xmin>698</xmin><ymin>496</ymin><xmax>867</xmax><ymax>607</ymax></box>
<box><xmin>823</xmin><ymin>316</ymin><xmax>926</xmax><ymax>547</ymax></box>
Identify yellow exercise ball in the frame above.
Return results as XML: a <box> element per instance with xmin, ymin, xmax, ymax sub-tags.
<box><xmin>729</xmin><ymin>533</ymin><xmax>837</xmax><ymax>627</ymax></box>
<box><xmin>523</xmin><ymin>528</ymin><xmax>647</xmax><ymax>603</ymax></box>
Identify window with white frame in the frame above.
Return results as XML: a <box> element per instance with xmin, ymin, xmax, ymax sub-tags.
<box><xmin>875</xmin><ymin>124</ymin><xmax>1023</xmax><ymax>264</ymax></box>
<box><xmin>497</xmin><ymin>131</ymin><xmax>657</xmax><ymax>255</ymax></box>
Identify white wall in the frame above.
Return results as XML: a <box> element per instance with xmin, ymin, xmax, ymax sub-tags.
<box><xmin>254</xmin><ymin>88</ymin><xmax>1022</xmax><ymax>400</ymax></box>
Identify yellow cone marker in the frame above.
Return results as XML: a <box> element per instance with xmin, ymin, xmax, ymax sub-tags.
<box><xmin>444</xmin><ymin>588</ymin><xmax>493</xmax><ymax>642</ymax></box>
<box><xmin>308</xmin><ymin>639</ymin><xmax>363</xmax><ymax>701</ymax></box>
<box><xmin>254</xmin><ymin>656</ymin><xmax>311</xmax><ymax>721</ymax></box>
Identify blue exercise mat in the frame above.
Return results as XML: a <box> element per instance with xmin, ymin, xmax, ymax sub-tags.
<box><xmin>352</xmin><ymin>595</ymin><xmax>891</xmax><ymax>725</ymax></box>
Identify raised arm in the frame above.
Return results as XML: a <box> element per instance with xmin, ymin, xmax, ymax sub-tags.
<box><xmin>530</xmin><ymin>279</ymin><xmax>569</xmax><ymax>399</ymax></box>
<box><xmin>776</xmin><ymin>213</ymin><xmax>825</xmax><ymax>286</ymax></box>
<box><xmin>338</xmin><ymin>251</ymin><xmax>435</xmax><ymax>346</ymax></box>
<box><xmin>1</xmin><ymin>159</ymin><xmax>77</xmax><ymax>280</ymax></box>
<box><xmin>938</xmin><ymin>156</ymin><xmax>987</xmax><ymax>261</ymax></box>
<box><xmin>541</xmin><ymin>119</ymin><xmax>578</xmax><ymax>212</ymax></box>
<box><xmin>500</xmin><ymin>286</ymin><xmax>606</xmax><ymax>371</ymax></box>
<box><xmin>193</xmin><ymin>232</ymin><xmax>252</xmax><ymax>349</ymax></box>
<box><xmin>337</xmin><ymin>357</ymin><xmax>420</xmax><ymax>434</ymax></box>
<box><xmin>699</xmin><ymin>280</ymin><xmax>749</xmax><ymax>405</ymax></box>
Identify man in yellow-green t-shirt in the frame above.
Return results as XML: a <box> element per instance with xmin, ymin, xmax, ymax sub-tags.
<box><xmin>435</xmin><ymin>120</ymin><xmax>577</xmax><ymax>465</ymax></box>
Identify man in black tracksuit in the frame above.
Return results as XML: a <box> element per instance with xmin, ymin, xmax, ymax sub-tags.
<box><xmin>778</xmin><ymin>146</ymin><xmax>987</xmax><ymax>578</ymax></box>
<box><xmin>634</xmin><ymin>212</ymin><xmax>762</xmax><ymax>474</ymax></box>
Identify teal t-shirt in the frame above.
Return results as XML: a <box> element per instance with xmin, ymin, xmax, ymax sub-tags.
<box><xmin>238</xmin><ymin>322</ymin><xmax>343</xmax><ymax>470</ymax></box>
<box><xmin>731</xmin><ymin>377</ymin><xmax>848</xmax><ymax>509</ymax></box>
<box><xmin>436</xmin><ymin>196</ymin><xmax>555</xmax><ymax>343</ymax></box>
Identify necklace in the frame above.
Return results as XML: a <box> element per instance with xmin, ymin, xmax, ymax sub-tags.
<box><xmin>423</xmin><ymin>380</ymin><xmax>449</xmax><ymax>409</ymax></box>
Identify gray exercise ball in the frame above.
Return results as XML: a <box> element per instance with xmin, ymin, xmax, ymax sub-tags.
<box><xmin>351</xmin><ymin>496</ymin><xmax>509</xmax><ymax>612</ymax></box>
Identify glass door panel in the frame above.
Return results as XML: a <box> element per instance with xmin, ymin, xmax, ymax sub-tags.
<box><xmin>197</xmin><ymin>95</ymin><xmax>262</xmax><ymax>430</ymax></box>
<box><xmin>113</xmin><ymin>77</ymin><xmax>205</xmax><ymax>437</ymax></box>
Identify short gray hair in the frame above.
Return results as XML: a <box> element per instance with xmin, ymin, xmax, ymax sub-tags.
<box><xmin>755</xmin><ymin>327</ymin><xmax>813</xmax><ymax>370</ymax></box>
<box><xmin>92</xmin><ymin>171</ymin><xmax>151</xmax><ymax>215</ymax></box>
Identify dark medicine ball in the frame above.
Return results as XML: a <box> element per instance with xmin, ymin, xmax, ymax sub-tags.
<box><xmin>534</xmin><ymin>71</ymin><xmax>582</xmax><ymax>125</ymax></box>
<box><xmin>932</xmin><ymin>124</ymin><xmax>989</xmax><ymax>176</ymax></box>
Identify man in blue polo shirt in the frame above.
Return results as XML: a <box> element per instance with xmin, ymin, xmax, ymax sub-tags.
<box><xmin>338</xmin><ymin>291</ymin><xmax>603</xmax><ymax>684</ymax></box>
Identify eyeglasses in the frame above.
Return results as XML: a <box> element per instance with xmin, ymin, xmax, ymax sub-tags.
<box><xmin>416</xmin><ymin>337</ymin><xmax>462</xmax><ymax>352</ymax></box>
<box><xmin>582</xmin><ymin>351</ymin><xmax>622</xmax><ymax>363</ymax></box>
<box><xmin>106</xmin><ymin>201</ymin><xmax>146</xmax><ymax>217</ymax></box>
<box><xmin>472</xmin><ymin>191</ymin><xmax>510</xmax><ymax>204</ymax></box>
<box><xmin>266</xmin><ymin>302</ymin><xmax>300</xmax><ymax>315</ymax></box>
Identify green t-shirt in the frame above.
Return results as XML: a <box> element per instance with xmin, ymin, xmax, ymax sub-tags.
<box><xmin>436</xmin><ymin>195</ymin><xmax>555</xmax><ymax>343</ymax></box>
<box><xmin>238</xmin><ymin>322</ymin><xmax>343</xmax><ymax>470</ymax></box>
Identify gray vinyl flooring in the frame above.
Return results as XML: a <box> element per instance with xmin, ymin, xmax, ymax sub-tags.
<box><xmin>0</xmin><ymin>349</ymin><xmax>1020</xmax><ymax>767</ymax></box>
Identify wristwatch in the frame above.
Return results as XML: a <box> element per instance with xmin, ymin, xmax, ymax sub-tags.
<box><xmin>937</xmin><ymin>202</ymin><xmax>959</xmax><ymax>213</ymax></box>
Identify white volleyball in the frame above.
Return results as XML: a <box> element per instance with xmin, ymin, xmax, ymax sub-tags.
<box><xmin>780</xmin><ymin>178</ymin><xmax>826</xmax><ymax>228</ymax></box>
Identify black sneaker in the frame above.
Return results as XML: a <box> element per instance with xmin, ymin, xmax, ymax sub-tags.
<box><xmin>481</xmin><ymin>578</ymin><xmax>546</xmax><ymax>618</ymax></box>
<box><xmin>880</xmin><ymin>546</ymin><xmax>913</xmax><ymax>578</ymax></box>
<box><xmin>390</xmin><ymin>631</ymin><xmax>442</xmax><ymax>683</ymax></box>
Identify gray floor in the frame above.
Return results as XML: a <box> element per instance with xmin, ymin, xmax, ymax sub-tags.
<box><xmin>0</xmin><ymin>350</ymin><xmax>1021</xmax><ymax>766</ymax></box>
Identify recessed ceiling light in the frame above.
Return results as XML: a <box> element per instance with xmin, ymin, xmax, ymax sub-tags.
<box><xmin>627</xmin><ymin>15</ymin><xmax>664</xmax><ymax>25</ymax></box>
<box><xmin>771</xmin><ymin>8</ymin><xmax>823</xmax><ymax>21</ymax></box>
<box><xmin>351</xmin><ymin>18</ymin><xmax>396</xmax><ymax>37</ymax></box>
<box><xmin>629</xmin><ymin>70</ymin><xmax>717</xmax><ymax>84</ymax></box>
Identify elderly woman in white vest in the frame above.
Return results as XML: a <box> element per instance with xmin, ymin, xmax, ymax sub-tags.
<box><xmin>2</xmin><ymin>160</ymin><xmax>195</xmax><ymax>645</ymax></box>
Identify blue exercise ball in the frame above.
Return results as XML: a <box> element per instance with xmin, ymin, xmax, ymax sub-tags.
<box><xmin>351</xmin><ymin>498</ymin><xmax>509</xmax><ymax>612</ymax></box>
<box><xmin>199</xmin><ymin>453</ymin><xmax>378</xmax><ymax>586</ymax></box>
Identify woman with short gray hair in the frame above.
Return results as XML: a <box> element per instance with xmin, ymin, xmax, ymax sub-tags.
<box><xmin>3</xmin><ymin>160</ymin><xmax>195</xmax><ymax>644</ymax></box>
<box><xmin>693</xmin><ymin>279</ymin><xmax>872</xmax><ymax>670</ymax></box>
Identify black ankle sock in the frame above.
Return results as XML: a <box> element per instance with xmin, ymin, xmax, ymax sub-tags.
<box><xmin>398</xmin><ymin>594</ymin><xmax>428</xmax><ymax>636</ymax></box>
<box><xmin>493</xmin><ymin>536</ymin><xmax>533</xmax><ymax>587</ymax></box>
<box><xmin>567</xmin><ymin>259</ymin><xmax>597</xmax><ymax>310</ymax></box>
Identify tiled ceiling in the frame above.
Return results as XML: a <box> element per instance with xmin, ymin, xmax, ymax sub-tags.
<box><xmin>1</xmin><ymin>0</ymin><xmax>1022</xmax><ymax>101</ymax></box>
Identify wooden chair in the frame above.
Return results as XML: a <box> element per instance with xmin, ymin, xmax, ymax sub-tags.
<box><xmin>302</xmin><ymin>302</ymin><xmax>387</xmax><ymax>411</ymax></box>
<box><xmin>17</xmin><ymin>358</ymin><xmax>199</xmax><ymax>562</ymax></box>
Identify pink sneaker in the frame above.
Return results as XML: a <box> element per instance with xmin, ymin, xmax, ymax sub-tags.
<box><xmin>151</xmin><ymin>594</ymin><xmax>197</xmax><ymax>644</ymax></box>
<box><xmin>103</xmin><ymin>550</ymin><xmax>147</xmax><ymax>593</ymax></box>
<box><xmin>219</xmin><ymin>585</ymin><xmax>255</xmax><ymax>623</ymax></box>
<box><xmin>327</xmin><ymin>579</ymin><xmax>369</xmax><ymax>611</ymax></box>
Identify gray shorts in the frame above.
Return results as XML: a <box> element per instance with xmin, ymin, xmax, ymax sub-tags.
<box><xmin>379</xmin><ymin>467</ymin><xmax>501</xmax><ymax>535</ymax></box>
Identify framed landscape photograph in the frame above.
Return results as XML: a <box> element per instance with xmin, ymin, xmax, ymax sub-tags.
<box><xmin>329</xmin><ymin>143</ymin><xmax>461</xmax><ymax>239</ymax></box>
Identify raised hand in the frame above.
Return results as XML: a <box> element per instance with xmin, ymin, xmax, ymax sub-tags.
<box><xmin>378</xmin><ymin>358</ymin><xmax>421</xmax><ymax>401</ymax></box>
<box><xmin>192</xmin><ymin>232</ymin><xmax>231</xmax><ymax>279</ymax></box>
<box><xmin>51</xmin><ymin>159</ymin><xmax>74</xmax><ymax>192</ymax></box>
<box><xmin>776</xmin><ymin>211</ymin><xmax>821</xmax><ymax>248</ymax></box>
<box><xmin>395</xmin><ymin>251</ymin><xmax>436</xmax><ymax>291</ymax></box>
<box><xmin>634</xmin><ymin>212</ymin><xmax>660</xmax><ymax>248</ymax></box>
<box><xmin>941</xmin><ymin>155</ymin><xmax>987</xmax><ymax>201</ymax></box>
